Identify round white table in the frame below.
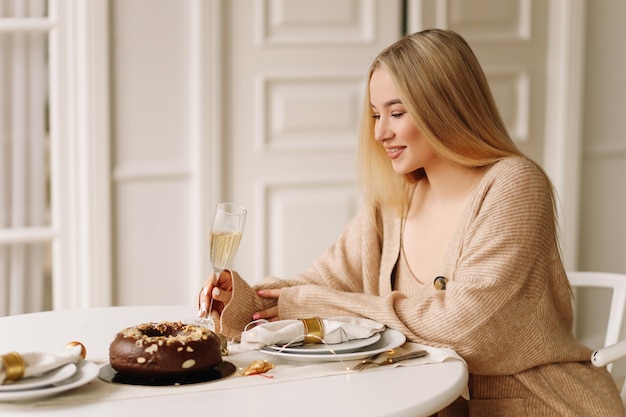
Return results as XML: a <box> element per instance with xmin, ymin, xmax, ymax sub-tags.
<box><xmin>0</xmin><ymin>306</ymin><xmax>468</xmax><ymax>417</ymax></box>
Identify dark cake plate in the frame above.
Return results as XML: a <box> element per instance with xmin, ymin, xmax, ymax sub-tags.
<box><xmin>98</xmin><ymin>361</ymin><xmax>236</xmax><ymax>386</ymax></box>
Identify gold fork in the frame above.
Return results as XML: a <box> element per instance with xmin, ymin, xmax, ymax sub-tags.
<box><xmin>351</xmin><ymin>349</ymin><xmax>429</xmax><ymax>371</ymax></box>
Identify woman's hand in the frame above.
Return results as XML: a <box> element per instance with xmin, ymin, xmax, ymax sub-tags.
<box><xmin>252</xmin><ymin>288</ymin><xmax>282</xmax><ymax>322</ymax></box>
<box><xmin>198</xmin><ymin>271</ymin><xmax>234</xmax><ymax>324</ymax></box>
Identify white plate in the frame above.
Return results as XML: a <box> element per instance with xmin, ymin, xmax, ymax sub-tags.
<box><xmin>264</xmin><ymin>332</ymin><xmax>382</xmax><ymax>354</ymax></box>
<box><xmin>260</xmin><ymin>328</ymin><xmax>406</xmax><ymax>364</ymax></box>
<box><xmin>0</xmin><ymin>363</ymin><xmax>77</xmax><ymax>392</ymax></box>
<box><xmin>0</xmin><ymin>360</ymin><xmax>99</xmax><ymax>402</ymax></box>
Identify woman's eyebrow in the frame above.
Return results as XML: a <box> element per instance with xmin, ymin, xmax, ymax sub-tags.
<box><xmin>370</xmin><ymin>98</ymin><xmax>403</xmax><ymax>110</ymax></box>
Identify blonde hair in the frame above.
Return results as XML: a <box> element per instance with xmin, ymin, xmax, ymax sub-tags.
<box><xmin>357</xmin><ymin>29</ymin><xmax>525</xmax><ymax>210</ymax></box>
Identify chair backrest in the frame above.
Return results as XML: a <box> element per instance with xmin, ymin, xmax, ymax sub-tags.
<box><xmin>568</xmin><ymin>271</ymin><xmax>626</xmax><ymax>354</ymax></box>
<box><xmin>567</xmin><ymin>271</ymin><xmax>626</xmax><ymax>406</ymax></box>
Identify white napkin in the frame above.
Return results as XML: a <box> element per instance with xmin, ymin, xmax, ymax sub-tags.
<box><xmin>240</xmin><ymin>316</ymin><xmax>385</xmax><ymax>350</ymax></box>
<box><xmin>0</xmin><ymin>343</ymin><xmax>84</xmax><ymax>385</ymax></box>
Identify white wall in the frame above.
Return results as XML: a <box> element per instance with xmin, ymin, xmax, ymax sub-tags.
<box><xmin>108</xmin><ymin>1</ymin><xmax>626</xmax><ymax>315</ymax></box>
<box><xmin>108</xmin><ymin>0</ymin><xmax>402</xmax><ymax>306</ymax></box>
<box><xmin>110</xmin><ymin>0</ymin><xmax>196</xmax><ymax>305</ymax></box>
<box><xmin>575</xmin><ymin>0</ymin><xmax>626</xmax><ymax>357</ymax></box>
<box><xmin>579</xmin><ymin>0</ymin><xmax>626</xmax><ymax>274</ymax></box>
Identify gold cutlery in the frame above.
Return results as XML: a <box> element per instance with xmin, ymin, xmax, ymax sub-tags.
<box><xmin>351</xmin><ymin>349</ymin><xmax>429</xmax><ymax>371</ymax></box>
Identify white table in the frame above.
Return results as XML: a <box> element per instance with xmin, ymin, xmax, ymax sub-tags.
<box><xmin>0</xmin><ymin>306</ymin><xmax>468</xmax><ymax>417</ymax></box>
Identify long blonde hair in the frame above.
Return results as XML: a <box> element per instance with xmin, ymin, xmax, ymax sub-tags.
<box><xmin>357</xmin><ymin>29</ymin><xmax>526</xmax><ymax>210</ymax></box>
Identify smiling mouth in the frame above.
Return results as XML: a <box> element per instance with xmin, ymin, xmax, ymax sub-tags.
<box><xmin>386</xmin><ymin>147</ymin><xmax>405</xmax><ymax>154</ymax></box>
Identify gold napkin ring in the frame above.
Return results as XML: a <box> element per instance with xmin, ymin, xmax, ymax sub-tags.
<box><xmin>300</xmin><ymin>316</ymin><xmax>324</xmax><ymax>344</ymax></box>
<box><xmin>1</xmin><ymin>352</ymin><xmax>25</xmax><ymax>381</ymax></box>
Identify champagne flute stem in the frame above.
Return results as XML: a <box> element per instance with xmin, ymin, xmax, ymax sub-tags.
<box><xmin>206</xmin><ymin>270</ymin><xmax>223</xmax><ymax>327</ymax></box>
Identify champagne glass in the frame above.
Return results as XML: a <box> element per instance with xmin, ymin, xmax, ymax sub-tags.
<box><xmin>198</xmin><ymin>202</ymin><xmax>247</xmax><ymax>331</ymax></box>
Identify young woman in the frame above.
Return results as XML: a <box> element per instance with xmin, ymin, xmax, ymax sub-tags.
<box><xmin>198</xmin><ymin>29</ymin><xmax>624</xmax><ymax>416</ymax></box>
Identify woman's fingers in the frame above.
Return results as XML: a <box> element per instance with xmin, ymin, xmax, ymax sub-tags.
<box><xmin>252</xmin><ymin>305</ymin><xmax>279</xmax><ymax>321</ymax></box>
<box><xmin>212</xmin><ymin>287</ymin><xmax>232</xmax><ymax>306</ymax></box>
<box><xmin>197</xmin><ymin>271</ymin><xmax>235</xmax><ymax>317</ymax></box>
<box><xmin>210</xmin><ymin>309</ymin><xmax>221</xmax><ymax>332</ymax></box>
<box><xmin>256</xmin><ymin>288</ymin><xmax>281</xmax><ymax>299</ymax></box>
<box><xmin>198</xmin><ymin>275</ymin><xmax>216</xmax><ymax>306</ymax></box>
<box><xmin>196</xmin><ymin>284</ymin><xmax>210</xmax><ymax>317</ymax></box>
<box><xmin>253</xmin><ymin>288</ymin><xmax>281</xmax><ymax>321</ymax></box>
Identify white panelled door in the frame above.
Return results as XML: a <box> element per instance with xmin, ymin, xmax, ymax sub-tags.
<box><xmin>223</xmin><ymin>0</ymin><xmax>403</xmax><ymax>282</ymax></box>
<box><xmin>0</xmin><ymin>0</ymin><xmax>587</xmax><ymax>310</ymax></box>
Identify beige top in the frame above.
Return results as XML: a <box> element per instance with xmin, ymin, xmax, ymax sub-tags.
<box><xmin>220</xmin><ymin>156</ymin><xmax>624</xmax><ymax>416</ymax></box>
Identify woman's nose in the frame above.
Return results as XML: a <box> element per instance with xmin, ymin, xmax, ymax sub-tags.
<box><xmin>374</xmin><ymin>118</ymin><xmax>393</xmax><ymax>142</ymax></box>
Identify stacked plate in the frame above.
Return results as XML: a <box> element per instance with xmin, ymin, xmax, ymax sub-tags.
<box><xmin>0</xmin><ymin>360</ymin><xmax>99</xmax><ymax>402</ymax></box>
<box><xmin>260</xmin><ymin>328</ymin><xmax>406</xmax><ymax>364</ymax></box>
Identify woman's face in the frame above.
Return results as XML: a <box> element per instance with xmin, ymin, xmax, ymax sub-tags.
<box><xmin>369</xmin><ymin>67</ymin><xmax>437</xmax><ymax>175</ymax></box>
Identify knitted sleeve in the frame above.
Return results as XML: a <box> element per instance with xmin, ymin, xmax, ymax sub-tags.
<box><xmin>275</xmin><ymin>157</ymin><xmax>585</xmax><ymax>374</ymax></box>
<box><xmin>218</xmin><ymin>203</ymin><xmax>384</xmax><ymax>340</ymax></box>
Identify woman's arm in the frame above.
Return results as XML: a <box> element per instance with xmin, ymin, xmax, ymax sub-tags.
<box><xmin>218</xmin><ymin>203</ymin><xmax>384</xmax><ymax>339</ymax></box>
<box><xmin>274</xmin><ymin>159</ymin><xmax>576</xmax><ymax>374</ymax></box>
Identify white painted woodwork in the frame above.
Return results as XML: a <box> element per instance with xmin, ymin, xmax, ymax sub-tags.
<box><xmin>407</xmin><ymin>0</ymin><xmax>586</xmax><ymax>269</ymax></box>
<box><xmin>579</xmin><ymin>0</ymin><xmax>626</xmax><ymax>275</ymax></box>
<box><xmin>4</xmin><ymin>0</ymin><xmax>624</xmax><ymax>319</ymax></box>
<box><xmin>48</xmin><ymin>0</ymin><xmax>112</xmax><ymax>310</ymax></box>
<box><xmin>104</xmin><ymin>0</ymin><xmax>597</xmax><ymax>305</ymax></box>
<box><xmin>576</xmin><ymin>1</ymin><xmax>626</xmax><ymax>381</ymax></box>
<box><xmin>0</xmin><ymin>0</ymin><xmax>58</xmax><ymax>315</ymax></box>
<box><xmin>110</xmin><ymin>0</ymin><xmax>196</xmax><ymax>305</ymax></box>
<box><xmin>542</xmin><ymin>0</ymin><xmax>587</xmax><ymax>272</ymax></box>
<box><xmin>0</xmin><ymin>0</ymin><xmax>111</xmax><ymax>314</ymax></box>
<box><xmin>410</xmin><ymin>0</ymin><xmax>547</xmax><ymax>166</ymax></box>
<box><xmin>225</xmin><ymin>0</ymin><xmax>402</xmax><ymax>282</ymax></box>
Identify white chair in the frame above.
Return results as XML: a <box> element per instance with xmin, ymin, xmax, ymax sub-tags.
<box><xmin>567</xmin><ymin>271</ymin><xmax>626</xmax><ymax>405</ymax></box>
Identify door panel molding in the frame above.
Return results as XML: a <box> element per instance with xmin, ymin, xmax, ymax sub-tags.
<box><xmin>254</xmin><ymin>175</ymin><xmax>358</xmax><ymax>279</ymax></box>
<box><xmin>543</xmin><ymin>0</ymin><xmax>586</xmax><ymax>269</ymax></box>
<box><xmin>407</xmin><ymin>0</ymin><xmax>585</xmax><ymax>269</ymax></box>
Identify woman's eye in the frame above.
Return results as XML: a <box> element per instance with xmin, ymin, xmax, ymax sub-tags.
<box><xmin>391</xmin><ymin>112</ymin><xmax>404</xmax><ymax>118</ymax></box>
<box><xmin>371</xmin><ymin>114</ymin><xmax>380</xmax><ymax>120</ymax></box>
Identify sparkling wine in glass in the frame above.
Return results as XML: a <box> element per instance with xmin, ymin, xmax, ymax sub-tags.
<box><xmin>200</xmin><ymin>202</ymin><xmax>247</xmax><ymax>330</ymax></box>
<box><xmin>210</xmin><ymin>230</ymin><xmax>243</xmax><ymax>277</ymax></box>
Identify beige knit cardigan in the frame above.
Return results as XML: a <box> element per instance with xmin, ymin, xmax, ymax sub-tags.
<box><xmin>220</xmin><ymin>156</ymin><xmax>624</xmax><ymax>416</ymax></box>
